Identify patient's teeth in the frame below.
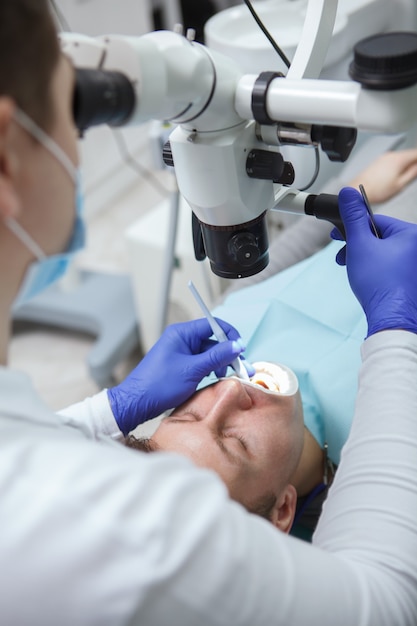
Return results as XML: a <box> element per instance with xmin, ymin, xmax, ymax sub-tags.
<box><xmin>251</xmin><ymin>372</ymin><xmax>280</xmax><ymax>391</ymax></box>
<box><xmin>250</xmin><ymin>361</ymin><xmax>296</xmax><ymax>395</ymax></box>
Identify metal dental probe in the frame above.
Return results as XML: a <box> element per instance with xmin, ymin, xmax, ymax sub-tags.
<box><xmin>359</xmin><ymin>184</ymin><xmax>381</xmax><ymax>239</ymax></box>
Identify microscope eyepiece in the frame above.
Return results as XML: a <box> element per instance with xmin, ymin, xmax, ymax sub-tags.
<box><xmin>73</xmin><ymin>68</ymin><xmax>136</xmax><ymax>132</ymax></box>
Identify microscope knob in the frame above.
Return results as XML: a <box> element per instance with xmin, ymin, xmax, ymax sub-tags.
<box><xmin>349</xmin><ymin>32</ymin><xmax>417</xmax><ymax>90</ymax></box>
<box><xmin>228</xmin><ymin>232</ymin><xmax>260</xmax><ymax>266</ymax></box>
<box><xmin>246</xmin><ymin>149</ymin><xmax>294</xmax><ymax>185</ymax></box>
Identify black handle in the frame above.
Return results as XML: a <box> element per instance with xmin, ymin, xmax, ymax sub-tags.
<box><xmin>304</xmin><ymin>193</ymin><xmax>345</xmax><ymax>238</ymax></box>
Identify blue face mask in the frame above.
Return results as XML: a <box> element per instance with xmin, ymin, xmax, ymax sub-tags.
<box><xmin>6</xmin><ymin>109</ymin><xmax>86</xmax><ymax>306</ymax></box>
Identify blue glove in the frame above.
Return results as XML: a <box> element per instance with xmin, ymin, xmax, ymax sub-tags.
<box><xmin>331</xmin><ymin>187</ymin><xmax>417</xmax><ymax>337</ymax></box>
<box><xmin>108</xmin><ymin>318</ymin><xmax>247</xmax><ymax>435</ymax></box>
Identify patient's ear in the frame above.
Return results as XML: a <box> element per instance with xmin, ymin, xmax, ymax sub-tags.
<box><xmin>270</xmin><ymin>484</ymin><xmax>297</xmax><ymax>533</ymax></box>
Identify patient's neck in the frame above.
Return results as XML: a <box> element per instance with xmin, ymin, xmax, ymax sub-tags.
<box><xmin>291</xmin><ymin>428</ymin><xmax>325</xmax><ymax>497</ymax></box>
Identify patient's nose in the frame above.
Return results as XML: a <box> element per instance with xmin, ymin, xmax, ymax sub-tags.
<box><xmin>205</xmin><ymin>379</ymin><xmax>253</xmax><ymax>426</ymax></box>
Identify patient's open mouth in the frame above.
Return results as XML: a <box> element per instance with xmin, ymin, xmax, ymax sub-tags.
<box><xmin>251</xmin><ymin>370</ymin><xmax>281</xmax><ymax>392</ymax></box>
<box><xmin>249</xmin><ymin>361</ymin><xmax>298</xmax><ymax>396</ymax></box>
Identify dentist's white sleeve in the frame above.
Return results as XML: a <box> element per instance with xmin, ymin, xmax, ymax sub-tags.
<box><xmin>58</xmin><ymin>388</ymin><xmax>123</xmax><ymax>440</ymax></box>
<box><xmin>311</xmin><ymin>329</ymin><xmax>417</xmax><ymax>623</ymax></box>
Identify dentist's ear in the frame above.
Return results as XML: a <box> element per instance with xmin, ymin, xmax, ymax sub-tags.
<box><xmin>0</xmin><ymin>98</ymin><xmax>20</xmax><ymax>220</ymax></box>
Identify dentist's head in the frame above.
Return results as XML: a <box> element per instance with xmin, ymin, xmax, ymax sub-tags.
<box><xmin>0</xmin><ymin>1</ymin><xmax>81</xmax><ymax>360</ymax></box>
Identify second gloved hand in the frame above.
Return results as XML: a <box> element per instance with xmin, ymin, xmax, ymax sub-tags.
<box><xmin>108</xmin><ymin>318</ymin><xmax>247</xmax><ymax>435</ymax></box>
<box><xmin>332</xmin><ymin>187</ymin><xmax>417</xmax><ymax>337</ymax></box>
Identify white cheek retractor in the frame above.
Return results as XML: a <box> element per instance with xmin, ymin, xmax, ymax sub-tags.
<box><xmin>247</xmin><ymin>361</ymin><xmax>299</xmax><ymax>396</ymax></box>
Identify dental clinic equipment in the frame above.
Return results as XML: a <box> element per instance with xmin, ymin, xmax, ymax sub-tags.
<box><xmin>60</xmin><ymin>0</ymin><xmax>417</xmax><ymax>278</ymax></box>
<box><xmin>188</xmin><ymin>280</ymin><xmax>250</xmax><ymax>380</ymax></box>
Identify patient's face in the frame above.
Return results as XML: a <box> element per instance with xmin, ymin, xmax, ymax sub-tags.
<box><xmin>152</xmin><ymin>376</ymin><xmax>304</xmax><ymax>513</ymax></box>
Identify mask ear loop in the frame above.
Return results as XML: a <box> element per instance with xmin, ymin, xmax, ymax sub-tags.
<box><xmin>13</xmin><ymin>108</ymin><xmax>77</xmax><ymax>183</ymax></box>
<box><xmin>4</xmin><ymin>217</ymin><xmax>46</xmax><ymax>260</ymax></box>
<box><xmin>5</xmin><ymin>109</ymin><xmax>78</xmax><ymax>258</ymax></box>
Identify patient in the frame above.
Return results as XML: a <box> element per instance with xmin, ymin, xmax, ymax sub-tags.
<box><xmin>126</xmin><ymin>361</ymin><xmax>327</xmax><ymax>536</ymax></box>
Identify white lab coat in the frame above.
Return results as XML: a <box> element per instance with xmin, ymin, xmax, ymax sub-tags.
<box><xmin>0</xmin><ymin>330</ymin><xmax>416</xmax><ymax>625</ymax></box>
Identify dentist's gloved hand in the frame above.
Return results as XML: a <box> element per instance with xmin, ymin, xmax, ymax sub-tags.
<box><xmin>332</xmin><ymin>187</ymin><xmax>417</xmax><ymax>337</ymax></box>
<box><xmin>108</xmin><ymin>318</ymin><xmax>247</xmax><ymax>435</ymax></box>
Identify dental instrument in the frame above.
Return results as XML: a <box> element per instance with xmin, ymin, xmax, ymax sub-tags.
<box><xmin>188</xmin><ymin>280</ymin><xmax>250</xmax><ymax>381</ymax></box>
<box><xmin>359</xmin><ymin>184</ymin><xmax>381</xmax><ymax>239</ymax></box>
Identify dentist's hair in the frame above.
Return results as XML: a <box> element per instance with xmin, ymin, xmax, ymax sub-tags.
<box><xmin>0</xmin><ymin>0</ymin><xmax>60</xmax><ymax>130</ymax></box>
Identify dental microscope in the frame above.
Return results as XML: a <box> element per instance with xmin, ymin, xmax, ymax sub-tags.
<box><xmin>61</xmin><ymin>0</ymin><xmax>417</xmax><ymax>278</ymax></box>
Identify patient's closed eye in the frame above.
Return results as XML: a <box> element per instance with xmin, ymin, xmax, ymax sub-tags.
<box><xmin>166</xmin><ymin>412</ymin><xmax>201</xmax><ymax>423</ymax></box>
<box><xmin>224</xmin><ymin>433</ymin><xmax>248</xmax><ymax>451</ymax></box>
